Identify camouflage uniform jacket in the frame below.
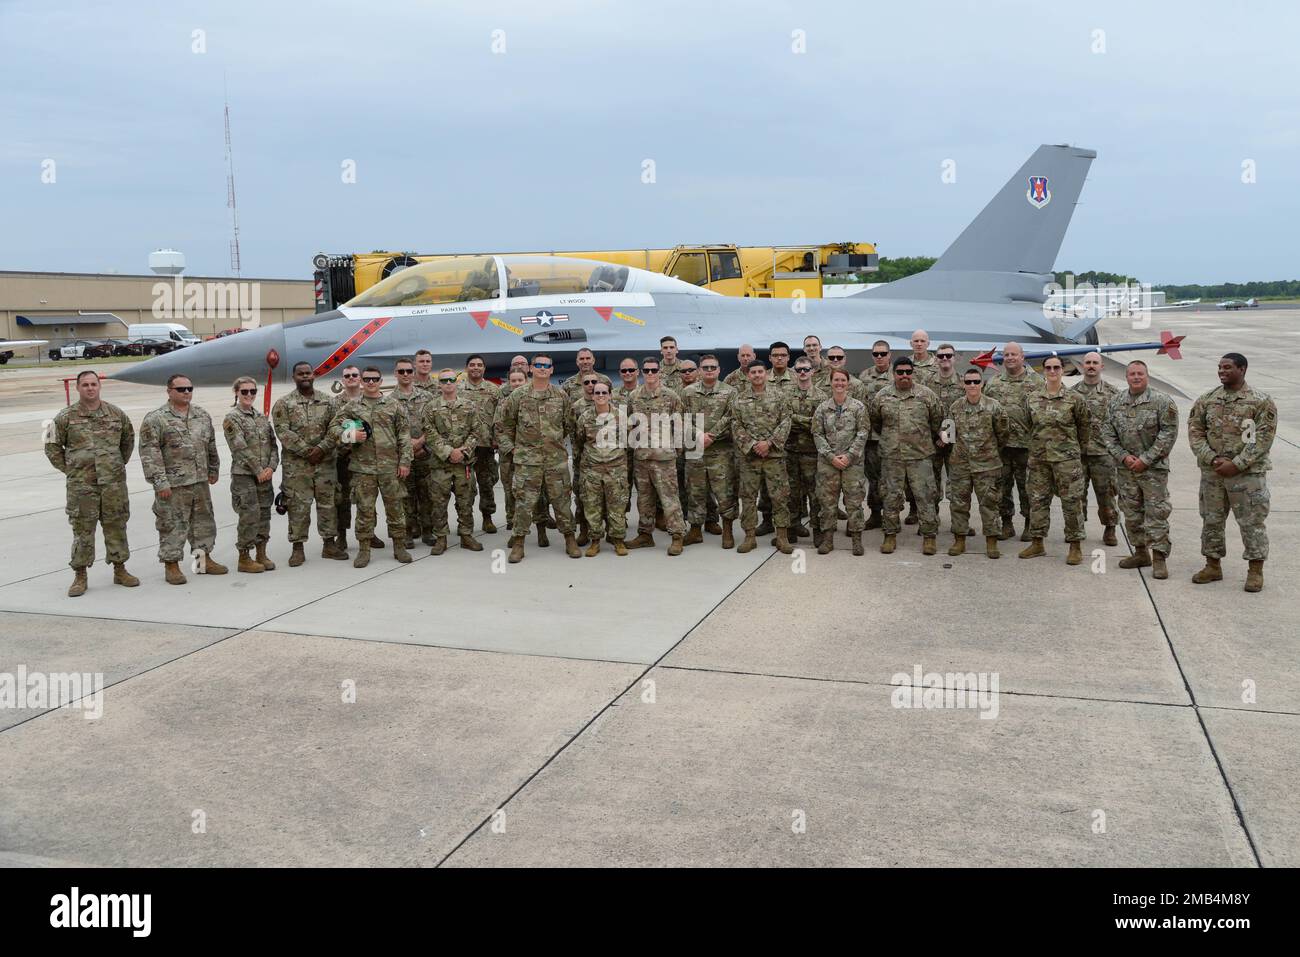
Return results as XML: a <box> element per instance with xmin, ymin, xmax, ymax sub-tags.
<box><xmin>459</xmin><ymin>378</ymin><xmax>500</xmax><ymax>449</ymax></box>
<box><xmin>983</xmin><ymin>367</ymin><xmax>1043</xmax><ymax>449</ymax></box>
<box><xmin>812</xmin><ymin>397</ymin><xmax>869</xmax><ymax>464</ymax></box>
<box><xmin>766</xmin><ymin>368</ymin><xmax>795</xmax><ymax>399</ymax></box>
<box><xmin>910</xmin><ymin>355</ymin><xmax>938</xmax><ymax>388</ymax></box>
<box><xmin>723</xmin><ymin>367</ymin><xmax>753</xmax><ymax>391</ymax></box>
<box><xmin>681</xmin><ymin>380</ymin><xmax>734</xmax><ymax>448</ymax></box>
<box><xmin>1072</xmin><ymin>379</ymin><xmax>1121</xmax><ymax>456</ymax></box>
<box><xmin>929</xmin><ymin>372</ymin><xmax>965</xmax><ymax>417</ymax></box>
<box><xmin>46</xmin><ymin>401</ymin><xmax>134</xmax><ymax>486</ymax></box>
<box><xmin>627</xmin><ymin>385</ymin><xmax>682</xmax><ymax>462</ymax></box>
<box><xmin>859</xmin><ymin>367</ymin><xmax>893</xmax><ymax>439</ymax></box>
<box><xmin>660</xmin><ymin>359</ymin><xmax>682</xmax><ymax>393</ymax></box>
<box><xmin>499</xmin><ymin>384</ymin><xmax>572</xmax><ymax>468</ymax></box>
<box><xmin>948</xmin><ymin>395</ymin><xmax>1008</xmax><ymax>472</ymax></box>
<box><xmin>615</xmin><ymin>383</ymin><xmax>639</xmax><ymax>402</ymax></box>
<box><xmin>730</xmin><ymin>388</ymin><xmax>791</xmax><ymax>459</ymax></box>
<box><xmin>328</xmin><ymin>394</ymin><xmax>412</xmax><ymax>475</ymax></box>
<box><xmin>1023</xmin><ymin>387</ymin><xmax>1089</xmax><ymax>463</ymax></box>
<box><xmin>787</xmin><ymin>386</ymin><xmax>828</xmax><ymax>455</ymax></box>
<box><xmin>272</xmin><ymin>389</ymin><xmax>337</xmax><ymax>462</ymax></box>
<box><xmin>423</xmin><ymin>394</ymin><xmax>482</xmax><ymax>466</ymax></box>
<box><xmin>562</xmin><ymin>372</ymin><xmax>610</xmax><ymax>403</ymax></box>
<box><xmin>1188</xmin><ymin>384</ymin><xmax>1276</xmax><ymax>474</ymax></box>
<box><xmin>1102</xmin><ymin>388</ymin><xmax>1179</xmax><ymax>472</ymax></box>
<box><xmin>578</xmin><ymin>406</ymin><xmax>627</xmax><ymax>467</ymax></box>
<box><xmin>223</xmin><ymin>406</ymin><xmax>280</xmax><ymax>476</ymax></box>
<box><xmin>869</xmin><ymin>385</ymin><xmax>943</xmax><ymax>461</ymax></box>
<box><xmin>140</xmin><ymin>404</ymin><xmax>220</xmax><ymax>491</ymax></box>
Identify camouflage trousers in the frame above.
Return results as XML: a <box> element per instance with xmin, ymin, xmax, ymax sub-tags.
<box><xmin>282</xmin><ymin>458</ymin><xmax>338</xmax><ymax>543</ymax></box>
<box><xmin>1027</xmin><ymin>457</ymin><xmax>1085</xmax><ymax>542</ymax></box>
<box><xmin>582</xmin><ymin>459</ymin><xmax>629</xmax><ymax>540</ymax></box>
<box><xmin>932</xmin><ymin>445</ymin><xmax>953</xmax><ymax>504</ymax></box>
<box><xmin>474</xmin><ymin>447</ymin><xmax>498</xmax><ymax>515</ymax></box>
<box><xmin>512</xmin><ymin>462</ymin><xmax>574</xmax><ymax>535</ymax></box>
<box><xmin>405</xmin><ymin>457</ymin><xmax>436</xmax><ymax>540</ymax></box>
<box><xmin>1116</xmin><ymin>468</ymin><xmax>1171</xmax><ymax>555</ymax></box>
<box><xmin>231</xmin><ymin>474</ymin><xmax>273</xmax><ymax>550</ymax></box>
<box><xmin>634</xmin><ymin>457</ymin><xmax>685</xmax><ymax>536</ymax></box>
<box><xmin>787</xmin><ymin>450</ymin><xmax>820</xmax><ymax>529</ymax></box>
<box><xmin>351</xmin><ymin>471</ymin><xmax>407</xmax><ymax>542</ymax></box>
<box><xmin>948</xmin><ymin>464</ymin><xmax>1003</xmax><ymax>537</ymax></box>
<box><xmin>501</xmin><ymin>454</ymin><xmax>545</xmax><ymax>527</ymax></box>
<box><xmin>1082</xmin><ymin>453</ymin><xmax>1119</xmax><ymax>527</ymax></box>
<box><xmin>65</xmin><ymin>479</ymin><xmax>130</xmax><ymax>569</ymax></box>
<box><xmin>153</xmin><ymin>482</ymin><xmax>216</xmax><ymax>563</ymax></box>
<box><xmin>1198</xmin><ymin>470</ymin><xmax>1269</xmax><ymax>560</ymax></box>
<box><xmin>816</xmin><ymin>458</ymin><xmax>865</xmax><ymax>533</ymax></box>
<box><xmin>881</xmin><ymin>457</ymin><xmax>938</xmax><ymax>535</ymax></box>
<box><xmin>335</xmin><ymin>453</ymin><xmax>353</xmax><ymax>535</ymax></box>
<box><xmin>737</xmin><ymin>454</ymin><xmax>790</xmax><ymax>531</ymax></box>
<box><xmin>429</xmin><ymin>462</ymin><xmax>476</xmax><ymax>537</ymax></box>
<box><xmin>864</xmin><ymin>440</ymin><xmax>885</xmax><ymax>513</ymax></box>
<box><xmin>999</xmin><ymin>446</ymin><xmax>1031</xmax><ymax>523</ymax></box>
<box><xmin>685</xmin><ymin>446</ymin><xmax>736</xmax><ymax>525</ymax></box>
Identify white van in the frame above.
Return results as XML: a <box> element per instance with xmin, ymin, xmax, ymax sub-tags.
<box><xmin>126</xmin><ymin>323</ymin><xmax>202</xmax><ymax>348</ymax></box>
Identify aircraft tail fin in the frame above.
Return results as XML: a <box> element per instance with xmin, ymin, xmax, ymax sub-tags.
<box><xmin>864</xmin><ymin>144</ymin><xmax>1095</xmax><ymax>303</ymax></box>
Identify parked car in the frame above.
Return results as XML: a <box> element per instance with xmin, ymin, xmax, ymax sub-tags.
<box><xmin>50</xmin><ymin>340</ymin><xmax>108</xmax><ymax>360</ymax></box>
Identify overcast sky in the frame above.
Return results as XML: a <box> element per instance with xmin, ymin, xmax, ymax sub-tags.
<box><xmin>2</xmin><ymin>0</ymin><xmax>1297</xmax><ymax>284</ymax></box>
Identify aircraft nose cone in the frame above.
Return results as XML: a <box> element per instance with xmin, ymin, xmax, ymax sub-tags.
<box><xmin>112</xmin><ymin>325</ymin><xmax>287</xmax><ymax>386</ymax></box>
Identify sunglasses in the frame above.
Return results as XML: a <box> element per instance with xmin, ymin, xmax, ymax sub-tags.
<box><xmin>238</xmin><ymin>388</ymin><xmax>258</xmax><ymax>396</ymax></box>
<box><xmin>895</xmin><ymin>370</ymin><xmax>913</xmax><ymax>376</ymax></box>
<box><xmin>795</xmin><ymin>367</ymin><xmax>812</xmax><ymax>373</ymax></box>
<box><xmin>438</xmin><ymin>378</ymin><xmax>456</xmax><ymax>384</ymax></box>
<box><xmin>342</xmin><ymin>372</ymin><xmax>361</xmax><ymax>379</ymax></box>
<box><xmin>583</xmin><ymin>379</ymin><xmax>598</xmax><ymax>386</ymax></box>
<box><xmin>827</xmin><ymin>355</ymin><xmax>845</xmax><ymax>361</ymax></box>
<box><xmin>643</xmin><ymin>368</ymin><xmax>660</xmax><ymax>374</ymax></box>
<box><xmin>872</xmin><ymin>351</ymin><xmax>890</xmax><ymax>357</ymax></box>
<box><xmin>620</xmin><ymin>368</ymin><xmax>637</xmax><ymax>374</ymax></box>
<box><xmin>172</xmin><ymin>386</ymin><xmax>194</xmax><ymax>393</ymax></box>
<box><xmin>396</xmin><ymin>368</ymin><xmax>414</xmax><ymax>374</ymax></box>
<box><xmin>937</xmin><ymin>354</ymin><xmax>955</xmax><ymax>360</ymax></box>
<box><xmin>700</xmin><ymin>364</ymin><xmax>719</xmax><ymax>371</ymax></box>
<box><xmin>362</xmin><ymin>376</ymin><xmax>381</xmax><ymax>383</ymax></box>
<box><xmin>533</xmin><ymin>362</ymin><xmax>552</xmax><ymax>369</ymax></box>
<box><xmin>963</xmin><ymin>379</ymin><xmax>983</xmax><ymax>386</ymax></box>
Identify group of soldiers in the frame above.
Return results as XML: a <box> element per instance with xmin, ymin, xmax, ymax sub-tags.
<box><xmin>45</xmin><ymin>330</ymin><xmax>1276</xmax><ymax>596</ymax></box>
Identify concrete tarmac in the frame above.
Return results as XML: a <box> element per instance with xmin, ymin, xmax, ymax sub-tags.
<box><xmin>0</xmin><ymin>307</ymin><xmax>1295</xmax><ymax>867</ymax></box>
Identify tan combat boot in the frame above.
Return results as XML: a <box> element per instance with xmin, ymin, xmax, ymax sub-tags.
<box><xmin>626</xmin><ymin>531</ymin><xmax>655</xmax><ymax>549</ymax></box>
<box><xmin>1245</xmin><ymin>560</ymin><xmax>1264</xmax><ymax>593</ymax></box>
<box><xmin>429</xmin><ymin>537</ymin><xmax>447</xmax><ymax>556</ymax></box>
<box><xmin>289</xmin><ymin>542</ymin><xmax>306</xmax><ymax>566</ymax></box>
<box><xmin>1019</xmin><ymin>523</ymin><xmax>1033</xmax><ymax>543</ymax></box>
<box><xmin>904</xmin><ymin>507</ymin><xmax>918</xmax><ymax>526</ymax></box>
<box><xmin>948</xmin><ymin>535</ymin><xmax>965</xmax><ymax>557</ymax></box>
<box><xmin>667</xmin><ymin>534</ymin><xmax>684</xmax><ymax>556</ymax></box>
<box><xmin>112</xmin><ymin>563</ymin><xmax>140</xmax><ymax>587</ymax></box>
<box><xmin>851</xmin><ymin>531</ymin><xmax>864</xmax><ymax>556</ymax></box>
<box><xmin>922</xmin><ymin>536</ymin><xmax>937</xmax><ymax>556</ymax></box>
<box><xmin>322</xmin><ymin>539</ymin><xmax>348</xmax><ymax>560</ymax></box>
<box><xmin>1119</xmin><ymin>546</ymin><xmax>1151</xmax><ymax>569</ymax></box>
<box><xmin>481</xmin><ymin>513</ymin><xmax>497</xmax><ymax>534</ymax></box>
<box><xmin>536</xmin><ymin>523</ymin><xmax>550</xmax><ymax>548</ymax></box>
<box><xmin>392</xmin><ymin>543</ymin><xmax>413</xmax><ymax>563</ymax></box>
<box><xmin>1151</xmin><ymin>552</ymin><xmax>1168</xmax><ymax>580</ymax></box>
<box><xmin>1191</xmin><ymin>557</ymin><xmax>1222</xmax><ymax>584</ymax></box>
<box><xmin>1018</xmin><ymin>538</ymin><xmax>1044</xmax><ymax>559</ymax></box>
<box><xmin>790</xmin><ymin>522</ymin><xmax>810</xmax><ymax>538</ymax></box>
<box><xmin>460</xmin><ymin>533</ymin><xmax>483</xmax><ymax>552</ymax></box>
<box><xmin>255</xmin><ymin>543</ymin><xmax>275</xmax><ymax>571</ymax></box>
<box><xmin>68</xmin><ymin>568</ymin><xmax>87</xmax><ymax>598</ymax></box>
<box><xmin>164</xmin><ymin>561</ymin><xmax>187</xmax><ymax>585</ymax></box>
<box><xmin>997</xmin><ymin>524</ymin><xmax>1014</xmax><ymax>541</ymax></box>
<box><xmin>508</xmin><ymin>537</ymin><xmax>525</xmax><ymax>563</ymax></box>
<box><xmin>1066</xmin><ymin>541</ymin><xmax>1083</xmax><ymax>565</ymax></box>
<box><xmin>613</xmin><ymin>539</ymin><xmax>628</xmax><ymax>556</ymax></box>
<box><xmin>576</xmin><ymin>521</ymin><xmax>590</xmax><ymax>547</ymax></box>
<box><xmin>737</xmin><ymin>531</ymin><xmax>758</xmax><ymax>554</ymax></box>
<box><xmin>774</xmin><ymin>528</ymin><xmax>794</xmax><ymax>555</ymax></box>
<box><xmin>369</xmin><ymin>534</ymin><xmax>385</xmax><ymax>548</ymax></box>
<box><xmin>704</xmin><ymin>521</ymin><xmax>723</xmax><ymax>535</ymax></box>
<box><xmin>585</xmin><ymin>539</ymin><xmax>601</xmax><ymax>557</ymax></box>
<box><xmin>237</xmin><ymin>549</ymin><xmax>264</xmax><ymax>574</ymax></box>
<box><xmin>203</xmin><ymin>554</ymin><xmax>228</xmax><ymax>575</ymax></box>
<box><xmin>880</xmin><ymin>533</ymin><xmax>896</xmax><ymax>554</ymax></box>
<box><xmin>353</xmin><ymin>545</ymin><xmax>371</xmax><ymax>569</ymax></box>
<box><xmin>817</xmin><ymin>535</ymin><xmax>833</xmax><ymax>555</ymax></box>
<box><xmin>985</xmin><ymin>536</ymin><xmax>1000</xmax><ymax>559</ymax></box>
<box><xmin>1103</xmin><ymin>525</ymin><xmax>1118</xmax><ymax>547</ymax></box>
<box><xmin>684</xmin><ymin>524</ymin><xmax>704</xmax><ymax>546</ymax></box>
<box><xmin>721</xmin><ymin>521</ymin><xmax>735</xmax><ymax>549</ymax></box>
<box><xmin>564</xmin><ymin>533</ymin><xmax>581</xmax><ymax>558</ymax></box>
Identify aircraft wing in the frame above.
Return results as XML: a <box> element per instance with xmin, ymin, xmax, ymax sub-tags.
<box><xmin>969</xmin><ymin>332</ymin><xmax>1184</xmax><ymax>369</ymax></box>
<box><xmin>0</xmin><ymin>339</ymin><xmax>49</xmax><ymax>349</ymax></box>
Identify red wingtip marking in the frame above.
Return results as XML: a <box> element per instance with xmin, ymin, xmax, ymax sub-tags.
<box><xmin>470</xmin><ymin>311</ymin><xmax>489</xmax><ymax>330</ymax></box>
<box><xmin>971</xmin><ymin>351</ymin><xmax>995</xmax><ymax>369</ymax></box>
<box><xmin>594</xmin><ymin>307</ymin><xmax>612</xmax><ymax>322</ymax></box>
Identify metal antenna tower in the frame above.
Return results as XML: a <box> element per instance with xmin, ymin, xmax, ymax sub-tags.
<box><xmin>224</xmin><ymin>80</ymin><xmax>242</xmax><ymax>276</ymax></box>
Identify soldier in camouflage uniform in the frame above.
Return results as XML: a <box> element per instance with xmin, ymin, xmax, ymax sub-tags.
<box><xmin>499</xmin><ymin>353</ymin><xmax>581</xmax><ymax>561</ymax></box>
<box><xmin>413</xmin><ymin>349</ymin><xmax>437</xmax><ymax>392</ymax></box>
<box><xmin>45</xmin><ymin>370</ymin><xmax>139</xmax><ymax>596</ymax></box>
<box><xmin>1187</xmin><ymin>352</ymin><xmax>1276</xmax><ymax>592</ymax></box>
<box><xmin>1019</xmin><ymin>356</ymin><xmax>1089</xmax><ymax>565</ymax></box>
<box><xmin>681</xmin><ymin>355</ymin><xmax>737</xmax><ymax>548</ymax></box>
<box><xmin>577</xmin><ymin>383</ymin><xmax>630</xmax><ymax>556</ymax></box>
<box><xmin>659</xmin><ymin>336</ymin><xmax>683</xmax><ymax>393</ymax></box>
<box><xmin>494</xmin><ymin>369</ymin><xmax>529</xmax><ymax>532</ymax></box>
<box><xmin>946</xmin><ymin>370</ymin><xmax>1007</xmax><ymax>558</ymax></box>
<box><xmin>1072</xmin><ymin>352</ymin><xmax>1121</xmax><ymax>546</ymax></box>
<box><xmin>614</xmin><ymin>359</ymin><xmax>640</xmax><ymax>520</ymax></box>
<box><xmin>139</xmin><ymin>373</ymin><xmax>227</xmax><ymax>583</ymax></box>
<box><xmin>625</xmin><ymin>358</ymin><xmax>687</xmax><ymax>555</ymax></box>
<box><xmin>223</xmin><ymin>377</ymin><xmax>280</xmax><ymax>574</ymax></box>
<box><xmin>327</xmin><ymin>367</ymin><xmax>413</xmax><ymax>568</ymax></box>
<box><xmin>907</xmin><ymin>330</ymin><xmax>937</xmax><ymax>389</ymax></box>
<box><xmin>869</xmin><ymin>357</ymin><xmax>944</xmax><ymax>555</ymax></box>
<box><xmin>983</xmin><ymin>342</ymin><xmax>1043</xmax><ymax>541</ymax></box>
<box><xmin>462</xmin><ymin>355</ymin><xmax>502</xmax><ymax>533</ymax></box>
<box><xmin>731</xmin><ymin>363</ymin><xmax>794</xmax><ymax>554</ymax></box>
<box><xmin>670</xmin><ymin>358</ymin><xmax>698</xmax><ymax>521</ymax></box>
<box><xmin>928</xmin><ymin>346</ymin><xmax>965</xmax><ymax>523</ymax></box>
<box><xmin>1102</xmin><ymin>360</ymin><xmax>1179</xmax><ymax>580</ymax></box>
<box><xmin>392</xmin><ymin>358</ymin><xmax>436</xmax><ymax>548</ymax></box>
<box><xmin>273</xmin><ymin>362</ymin><xmax>345</xmax><ymax>566</ymax></box>
<box><xmin>786</xmin><ymin>359</ymin><xmax>826</xmax><ymax>544</ymax></box>
<box><xmin>723</xmin><ymin>344</ymin><xmax>757</xmax><ymax>391</ymax></box>
<box><xmin>859</xmin><ymin>340</ymin><xmax>894</xmax><ymax>529</ymax></box>
<box><xmin>333</xmin><ymin>366</ymin><xmax>373</xmax><ymax>551</ymax></box>
<box><xmin>812</xmin><ymin>369</ymin><xmax>869</xmax><ymax>555</ymax></box>
<box><xmin>423</xmin><ymin>370</ymin><xmax>485</xmax><ymax>554</ymax></box>
<box><xmin>567</xmin><ymin>370</ymin><xmax>602</xmax><ymax>546</ymax></box>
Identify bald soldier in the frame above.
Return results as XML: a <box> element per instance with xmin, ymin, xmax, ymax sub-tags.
<box><xmin>1072</xmin><ymin>351</ymin><xmax>1121</xmax><ymax>546</ymax></box>
<box><xmin>45</xmin><ymin>370</ymin><xmax>139</xmax><ymax>596</ymax></box>
<box><xmin>723</xmin><ymin>344</ymin><xmax>757</xmax><ymax>391</ymax></box>
<box><xmin>908</xmin><ymin>329</ymin><xmax>937</xmax><ymax>388</ymax></box>
<box><xmin>983</xmin><ymin>342</ymin><xmax>1043</xmax><ymax>540</ymax></box>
